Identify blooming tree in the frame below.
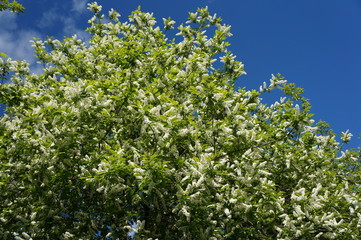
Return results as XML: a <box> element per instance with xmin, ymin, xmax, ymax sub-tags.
<box><xmin>1</xmin><ymin>2</ymin><xmax>360</xmax><ymax>239</ymax></box>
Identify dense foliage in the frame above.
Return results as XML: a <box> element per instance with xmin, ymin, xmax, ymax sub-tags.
<box><xmin>1</xmin><ymin>2</ymin><xmax>360</xmax><ymax>239</ymax></box>
<box><xmin>0</xmin><ymin>0</ymin><xmax>24</xmax><ymax>14</ymax></box>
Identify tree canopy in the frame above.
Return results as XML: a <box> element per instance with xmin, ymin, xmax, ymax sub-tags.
<box><xmin>0</xmin><ymin>0</ymin><xmax>24</xmax><ymax>14</ymax></box>
<box><xmin>0</xmin><ymin>2</ymin><xmax>360</xmax><ymax>239</ymax></box>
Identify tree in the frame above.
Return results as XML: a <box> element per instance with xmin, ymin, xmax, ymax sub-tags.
<box><xmin>0</xmin><ymin>0</ymin><xmax>24</xmax><ymax>14</ymax></box>
<box><xmin>0</xmin><ymin>2</ymin><xmax>360</xmax><ymax>239</ymax></box>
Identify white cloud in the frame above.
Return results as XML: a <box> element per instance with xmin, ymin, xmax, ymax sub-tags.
<box><xmin>37</xmin><ymin>2</ymin><xmax>90</xmax><ymax>41</ymax></box>
<box><xmin>37</xmin><ymin>8</ymin><xmax>59</xmax><ymax>29</ymax></box>
<box><xmin>61</xmin><ymin>16</ymin><xmax>90</xmax><ymax>41</ymax></box>
<box><xmin>0</xmin><ymin>30</ymin><xmax>39</xmax><ymax>60</ymax></box>
<box><xmin>0</xmin><ymin>11</ymin><xmax>17</xmax><ymax>31</ymax></box>
<box><xmin>0</xmin><ymin>11</ymin><xmax>41</xmax><ymax>65</ymax></box>
<box><xmin>1</xmin><ymin>2</ymin><xmax>91</xmax><ymax>75</ymax></box>
<box><xmin>71</xmin><ymin>0</ymin><xmax>88</xmax><ymax>14</ymax></box>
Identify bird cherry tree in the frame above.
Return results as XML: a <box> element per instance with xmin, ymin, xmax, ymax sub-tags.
<box><xmin>0</xmin><ymin>2</ymin><xmax>360</xmax><ymax>239</ymax></box>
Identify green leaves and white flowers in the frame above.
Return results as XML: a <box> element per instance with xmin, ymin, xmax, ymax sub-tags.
<box><xmin>0</xmin><ymin>0</ymin><xmax>24</xmax><ymax>14</ymax></box>
<box><xmin>1</xmin><ymin>2</ymin><xmax>360</xmax><ymax>239</ymax></box>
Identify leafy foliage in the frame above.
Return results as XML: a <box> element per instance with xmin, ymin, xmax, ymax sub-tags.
<box><xmin>1</xmin><ymin>2</ymin><xmax>360</xmax><ymax>239</ymax></box>
<box><xmin>0</xmin><ymin>0</ymin><xmax>24</xmax><ymax>14</ymax></box>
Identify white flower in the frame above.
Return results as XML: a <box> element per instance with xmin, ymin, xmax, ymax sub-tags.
<box><xmin>294</xmin><ymin>205</ymin><xmax>304</xmax><ymax>217</ymax></box>
<box><xmin>213</xmin><ymin>93</ymin><xmax>223</xmax><ymax>101</ymax></box>
<box><xmin>21</xmin><ymin>232</ymin><xmax>31</xmax><ymax>239</ymax></box>
<box><xmin>87</xmin><ymin>2</ymin><xmax>102</xmax><ymax>13</ymax></box>
<box><xmin>179</xmin><ymin>128</ymin><xmax>189</xmax><ymax>136</ymax></box>
<box><xmin>241</xmin><ymin>203</ymin><xmax>252</xmax><ymax>211</ymax></box>
<box><xmin>63</xmin><ymin>232</ymin><xmax>74</xmax><ymax>239</ymax></box>
<box><xmin>341</xmin><ymin>130</ymin><xmax>353</xmax><ymax>144</ymax></box>
<box><xmin>294</xmin><ymin>104</ymin><xmax>300</xmax><ymax>117</ymax></box>
<box><xmin>181</xmin><ymin>206</ymin><xmax>191</xmax><ymax>221</ymax></box>
<box><xmin>311</xmin><ymin>183</ymin><xmax>322</xmax><ymax>197</ymax></box>
<box><xmin>163</xmin><ymin>17</ymin><xmax>176</xmax><ymax>30</ymax></box>
<box><xmin>222</xmin><ymin>127</ymin><xmax>232</xmax><ymax>134</ymax></box>
<box><xmin>291</xmin><ymin>188</ymin><xmax>306</xmax><ymax>201</ymax></box>
<box><xmin>108</xmin><ymin>8</ymin><xmax>120</xmax><ymax>21</ymax></box>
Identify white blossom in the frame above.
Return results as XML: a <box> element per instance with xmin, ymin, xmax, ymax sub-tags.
<box><xmin>341</xmin><ymin>130</ymin><xmax>353</xmax><ymax>143</ymax></box>
<box><xmin>87</xmin><ymin>2</ymin><xmax>102</xmax><ymax>13</ymax></box>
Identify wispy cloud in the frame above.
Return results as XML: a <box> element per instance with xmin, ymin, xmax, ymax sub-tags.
<box><xmin>0</xmin><ymin>30</ymin><xmax>39</xmax><ymax>60</ymax></box>
<box><xmin>0</xmin><ymin>11</ymin><xmax>41</xmax><ymax>66</ymax></box>
<box><xmin>37</xmin><ymin>7</ymin><xmax>59</xmax><ymax>29</ymax></box>
<box><xmin>71</xmin><ymin>0</ymin><xmax>88</xmax><ymax>14</ymax></box>
<box><xmin>37</xmin><ymin>1</ymin><xmax>90</xmax><ymax>41</ymax></box>
<box><xmin>0</xmin><ymin>11</ymin><xmax>17</xmax><ymax>31</ymax></box>
<box><xmin>1</xmin><ymin>1</ymin><xmax>91</xmax><ymax>75</ymax></box>
<box><xmin>61</xmin><ymin>16</ymin><xmax>90</xmax><ymax>40</ymax></box>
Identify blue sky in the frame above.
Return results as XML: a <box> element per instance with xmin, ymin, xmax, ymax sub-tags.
<box><xmin>1</xmin><ymin>0</ymin><xmax>361</xmax><ymax>148</ymax></box>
